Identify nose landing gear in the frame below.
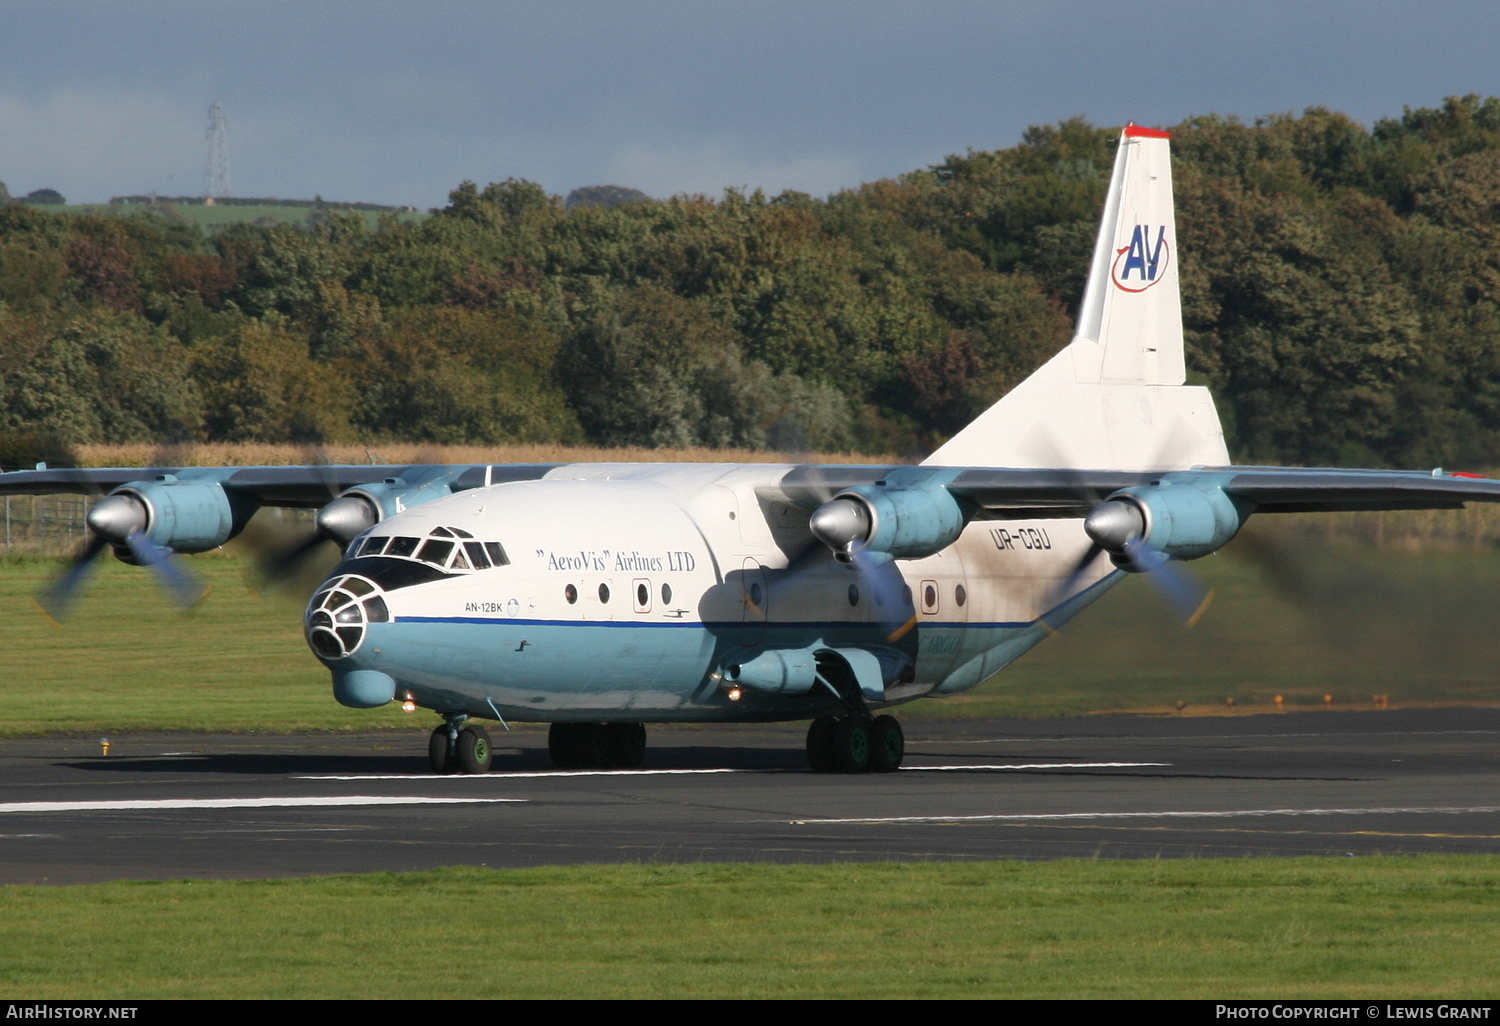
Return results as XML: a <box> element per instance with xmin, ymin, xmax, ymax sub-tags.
<box><xmin>428</xmin><ymin>717</ymin><xmax>493</xmax><ymax>774</ymax></box>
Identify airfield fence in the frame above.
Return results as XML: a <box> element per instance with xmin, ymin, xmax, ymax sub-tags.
<box><xmin>2</xmin><ymin>494</ymin><xmax>91</xmax><ymax>553</ymax></box>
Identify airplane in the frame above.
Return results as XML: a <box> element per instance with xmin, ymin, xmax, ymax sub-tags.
<box><xmin>6</xmin><ymin>123</ymin><xmax>1500</xmax><ymax>776</ymax></box>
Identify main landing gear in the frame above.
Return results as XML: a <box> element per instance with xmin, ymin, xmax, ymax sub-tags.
<box><xmin>548</xmin><ymin>722</ymin><xmax>647</xmax><ymax>770</ymax></box>
<box><xmin>429</xmin><ymin>718</ymin><xmax>493</xmax><ymax>774</ymax></box>
<box><xmin>806</xmin><ymin>714</ymin><xmax>904</xmax><ymax>773</ymax></box>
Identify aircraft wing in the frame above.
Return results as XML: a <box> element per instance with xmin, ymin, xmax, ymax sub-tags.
<box><xmin>0</xmin><ymin>463</ymin><xmax>560</xmax><ymax>507</ymax></box>
<box><xmin>940</xmin><ymin>465</ymin><xmax>1500</xmax><ymax>515</ymax></box>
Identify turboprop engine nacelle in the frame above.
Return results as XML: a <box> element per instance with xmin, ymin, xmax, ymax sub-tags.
<box><xmin>94</xmin><ymin>477</ymin><xmax>251</xmax><ymax>555</ymax></box>
<box><xmin>808</xmin><ymin>482</ymin><xmax>969</xmax><ymax>562</ymax></box>
<box><xmin>323</xmin><ymin>471</ymin><xmax>473</xmax><ymax>545</ymax></box>
<box><xmin>1085</xmin><ymin>482</ymin><xmax>1246</xmax><ymax>565</ymax></box>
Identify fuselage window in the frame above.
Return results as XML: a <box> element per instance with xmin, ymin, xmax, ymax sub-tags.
<box><xmin>599</xmin><ymin>582</ymin><xmax>611</xmax><ymax>604</ymax></box>
<box><xmin>637</xmin><ymin>582</ymin><xmax>649</xmax><ymax>607</ymax></box>
<box><xmin>955</xmin><ymin>584</ymin><xmax>967</xmax><ymax>607</ymax></box>
<box><xmin>565</xmin><ymin>584</ymin><xmax>578</xmax><ymax>604</ymax></box>
<box><xmin>661</xmin><ymin>583</ymin><xmax>672</xmax><ymax>605</ymax></box>
<box><xmin>848</xmin><ymin>584</ymin><xmax>859</xmax><ymax>607</ymax></box>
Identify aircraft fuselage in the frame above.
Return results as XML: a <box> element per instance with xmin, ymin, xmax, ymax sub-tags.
<box><xmin>305</xmin><ymin>463</ymin><xmax>1120</xmax><ymax>723</ymax></box>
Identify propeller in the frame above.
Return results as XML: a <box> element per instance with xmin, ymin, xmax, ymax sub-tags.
<box><xmin>1040</xmin><ymin>494</ymin><xmax>1216</xmax><ymax>629</ymax></box>
<box><xmin>1013</xmin><ymin>426</ymin><xmax>1218</xmax><ymax>629</ymax></box>
<box><xmin>807</xmin><ymin>495</ymin><xmax>918</xmax><ymax>642</ymax></box>
<box><xmin>38</xmin><ymin>490</ymin><xmax>206</xmax><ymax>622</ymax></box>
<box><xmin>249</xmin><ymin>446</ymin><xmax>378</xmax><ymax>587</ymax></box>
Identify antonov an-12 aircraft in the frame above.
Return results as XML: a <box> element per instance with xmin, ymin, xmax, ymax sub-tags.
<box><xmin>6</xmin><ymin>125</ymin><xmax>1499</xmax><ymax>775</ymax></box>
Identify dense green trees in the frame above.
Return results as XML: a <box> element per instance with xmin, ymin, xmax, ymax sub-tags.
<box><xmin>3</xmin><ymin>97</ymin><xmax>1500</xmax><ymax>468</ymax></box>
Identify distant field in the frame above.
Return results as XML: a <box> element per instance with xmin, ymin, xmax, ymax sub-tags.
<box><xmin>57</xmin><ymin>201</ymin><xmax>426</xmax><ymax>231</ymax></box>
<box><xmin>3</xmin><ymin>441</ymin><xmax>1498</xmax><ymax>733</ymax></box>
<box><xmin>1</xmin><ymin>539</ymin><xmax>1496</xmax><ymax>736</ymax></box>
<box><xmin>3</xmin><ymin>859</ymin><xmax>1499</xmax><ymax>998</ymax></box>
<box><xmin>69</xmin><ymin>440</ymin><xmax>890</xmax><ymax>468</ymax></box>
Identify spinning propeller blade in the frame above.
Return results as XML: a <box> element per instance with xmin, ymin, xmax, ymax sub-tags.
<box><xmin>36</xmin><ymin>434</ymin><xmax>206</xmax><ymax>621</ymax></box>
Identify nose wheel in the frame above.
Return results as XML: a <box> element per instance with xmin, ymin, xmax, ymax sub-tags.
<box><xmin>428</xmin><ymin>719</ymin><xmax>493</xmax><ymax>774</ymax></box>
<box><xmin>806</xmin><ymin>714</ymin><xmax>903</xmax><ymax>773</ymax></box>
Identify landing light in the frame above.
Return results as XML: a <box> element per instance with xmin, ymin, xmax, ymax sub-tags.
<box><xmin>401</xmin><ymin>694</ymin><xmax>417</xmax><ymax>713</ymax></box>
<box><xmin>726</xmin><ymin>686</ymin><xmax>742</xmax><ymax>702</ymax></box>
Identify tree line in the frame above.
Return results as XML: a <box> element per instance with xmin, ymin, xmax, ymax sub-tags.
<box><xmin>2</xmin><ymin>95</ymin><xmax>1499</xmax><ymax>469</ymax></box>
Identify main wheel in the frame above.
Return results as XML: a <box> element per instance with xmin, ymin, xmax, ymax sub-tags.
<box><xmin>457</xmin><ymin>725</ymin><xmax>493</xmax><ymax>774</ymax></box>
<box><xmin>806</xmin><ymin>715</ymin><xmax>838</xmax><ymax>773</ymax></box>
<box><xmin>831</xmin><ymin>719</ymin><xmax>871</xmax><ymax>774</ymax></box>
<box><xmin>868</xmin><ymin>715</ymin><xmax>904</xmax><ymax>773</ymax></box>
<box><xmin>428</xmin><ymin>725</ymin><xmax>454</xmax><ymax>774</ymax></box>
<box><xmin>604</xmin><ymin>723</ymin><xmax>646</xmax><ymax>769</ymax></box>
<box><xmin>548</xmin><ymin>723</ymin><xmax>581</xmax><ymax>769</ymax></box>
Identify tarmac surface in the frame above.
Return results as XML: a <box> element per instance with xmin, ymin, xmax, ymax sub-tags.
<box><xmin>2</xmin><ymin>707</ymin><xmax>1499</xmax><ymax>884</ymax></box>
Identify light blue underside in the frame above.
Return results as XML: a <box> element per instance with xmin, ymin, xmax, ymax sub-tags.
<box><xmin>342</xmin><ymin>571</ymin><xmax>1125</xmax><ymax>723</ymax></box>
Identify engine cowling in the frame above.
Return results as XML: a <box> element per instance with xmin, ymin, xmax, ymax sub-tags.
<box><xmin>1086</xmin><ymin>482</ymin><xmax>1245</xmax><ymax>564</ymax></box>
<box><xmin>809</xmin><ymin>483</ymin><xmax>969</xmax><ymax>562</ymax></box>
<box><xmin>100</xmin><ymin>477</ymin><xmax>252</xmax><ymax>554</ymax></box>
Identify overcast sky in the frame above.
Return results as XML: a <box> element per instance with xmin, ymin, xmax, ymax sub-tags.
<box><xmin>1</xmin><ymin>1</ymin><xmax>1496</xmax><ymax>208</ymax></box>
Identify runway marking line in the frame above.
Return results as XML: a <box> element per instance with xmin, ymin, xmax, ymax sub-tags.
<box><xmin>0</xmin><ymin>797</ymin><xmax>523</xmax><ymax>814</ymax></box>
<box><xmin>794</xmin><ymin>805</ymin><xmax>1500</xmax><ymax>825</ymax></box>
<box><xmin>298</xmin><ymin>761</ymin><xmax>1168</xmax><ymax>781</ymax></box>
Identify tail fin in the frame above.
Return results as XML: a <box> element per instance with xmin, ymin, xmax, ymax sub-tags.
<box><xmin>923</xmin><ymin>124</ymin><xmax>1228</xmax><ymax>471</ymax></box>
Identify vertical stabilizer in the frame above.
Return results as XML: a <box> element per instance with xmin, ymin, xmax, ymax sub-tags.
<box><xmin>923</xmin><ymin>125</ymin><xmax>1228</xmax><ymax>471</ymax></box>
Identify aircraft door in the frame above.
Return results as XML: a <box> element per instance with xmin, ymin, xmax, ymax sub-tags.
<box><xmin>739</xmin><ymin>558</ymin><xmax>767</xmax><ymax>646</ymax></box>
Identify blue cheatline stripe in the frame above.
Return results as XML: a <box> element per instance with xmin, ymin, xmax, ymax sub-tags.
<box><xmin>392</xmin><ymin>616</ymin><xmax>1035</xmax><ymax>630</ymax></box>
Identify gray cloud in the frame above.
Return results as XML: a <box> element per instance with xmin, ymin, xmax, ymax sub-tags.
<box><xmin>0</xmin><ymin>1</ymin><xmax>1495</xmax><ymax>207</ymax></box>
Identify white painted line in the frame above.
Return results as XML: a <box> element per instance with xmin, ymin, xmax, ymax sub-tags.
<box><xmin>908</xmin><ymin>729</ymin><xmax>1500</xmax><ymax>744</ymax></box>
<box><xmin>794</xmin><ymin>805</ymin><xmax>1500</xmax><ymax>825</ymax></box>
<box><xmin>301</xmin><ymin>769</ymin><xmax>747</xmax><ymax>780</ymax></box>
<box><xmin>901</xmin><ymin>762</ymin><xmax>1169</xmax><ymax>771</ymax></box>
<box><xmin>0</xmin><ymin>796</ymin><xmax>523</xmax><ymax>814</ymax></box>
<box><xmin>300</xmin><ymin>762</ymin><xmax>1164</xmax><ymax>781</ymax></box>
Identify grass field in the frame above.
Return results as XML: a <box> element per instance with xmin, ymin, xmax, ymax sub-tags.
<box><xmin>2</xmin><ymin>533</ymin><xmax>1498</xmax><ymax>735</ymax></box>
<box><xmin>58</xmin><ymin>201</ymin><xmax>426</xmax><ymax>231</ymax></box>
<box><xmin>2</xmin><ymin>859</ymin><xmax>1498</xmax><ymax>998</ymax></box>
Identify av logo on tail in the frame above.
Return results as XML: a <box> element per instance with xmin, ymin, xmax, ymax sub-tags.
<box><xmin>1112</xmin><ymin>224</ymin><xmax>1170</xmax><ymax>292</ymax></box>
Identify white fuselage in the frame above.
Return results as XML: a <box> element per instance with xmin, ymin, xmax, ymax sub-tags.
<box><xmin>307</xmin><ymin>463</ymin><xmax>1120</xmax><ymax>722</ymax></box>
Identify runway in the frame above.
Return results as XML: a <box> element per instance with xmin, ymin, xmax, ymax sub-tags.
<box><xmin>3</xmin><ymin>707</ymin><xmax>1499</xmax><ymax>883</ymax></box>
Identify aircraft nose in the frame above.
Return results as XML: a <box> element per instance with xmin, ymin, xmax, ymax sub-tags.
<box><xmin>304</xmin><ymin>574</ymin><xmax>389</xmax><ymax>662</ymax></box>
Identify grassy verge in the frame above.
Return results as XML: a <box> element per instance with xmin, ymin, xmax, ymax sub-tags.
<box><xmin>910</xmin><ymin>538</ymin><xmax>1500</xmax><ymax>720</ymax></box>
<box><xmin>3</xmin><ymin>541</ymin><xmax>1499</xmax><ymax>735</ymax></box>
<box><xmin>0</xmin><ymin>549</ymin><xmax>411</xmax><ymax>735</ymax></box>
<box><xmin>2</xmin><ymin>859</ymin><xmax>1498</xmax><ymax>998</ymax></box>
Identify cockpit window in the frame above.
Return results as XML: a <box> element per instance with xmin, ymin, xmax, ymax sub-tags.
<box><xmin>385</xmin><ymin>536</ymin><xmax>419</xmax><ymax>558</ymax></box>
<box><xmin>350</xmin><ymin>528</ymin><xmax>508</xmax><ymax>573</ymax></box>
<box><xmin>463</xmin><ymin>541</ymin><xmax>490</xmax><ymax>570</ymax></box>
<box><xmin>417</xmin><ymin>539</ymin><xmax>454</xmax><ymax>565</ymax></box>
